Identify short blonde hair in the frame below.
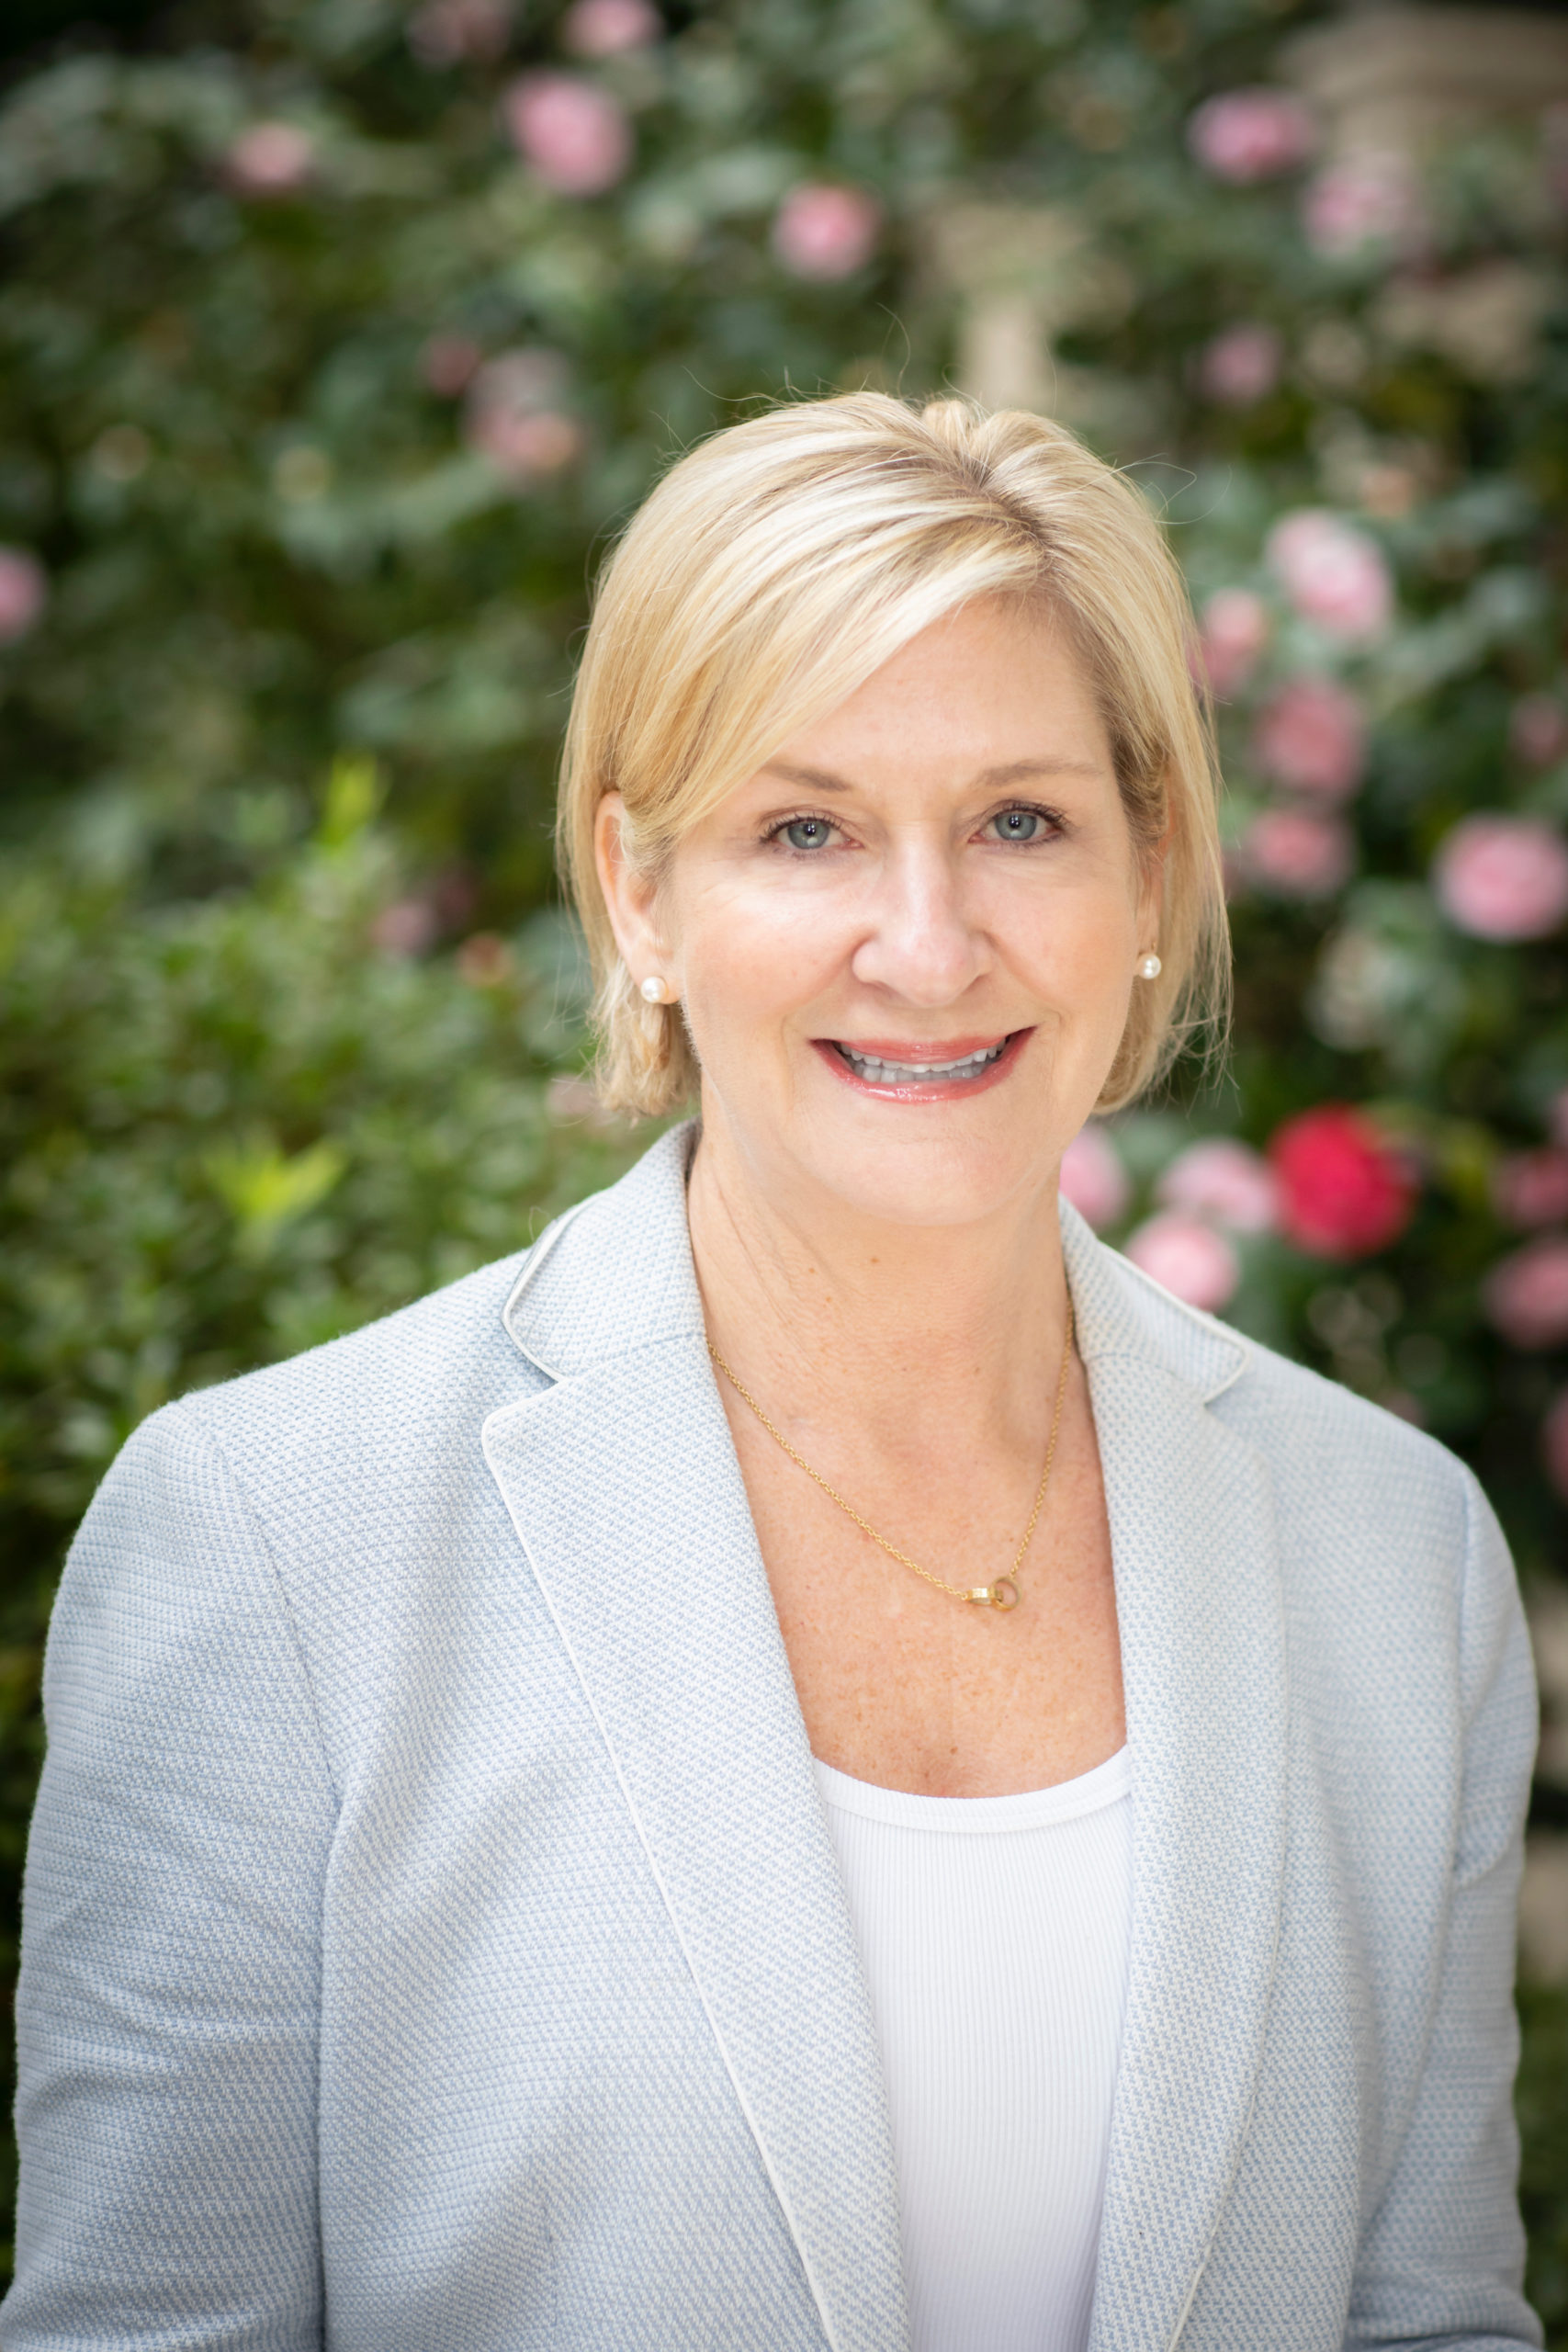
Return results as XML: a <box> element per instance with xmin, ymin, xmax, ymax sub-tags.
<box><xmin>558</xmin><ymin>393</ymin><xmax>1228</xmax><ymax>1117</ymax></box>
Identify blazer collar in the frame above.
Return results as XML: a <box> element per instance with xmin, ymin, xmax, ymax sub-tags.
<box><xmin>502</xmin><ymin>1124</ymin><xmax>705</xmax><ymax>1379</ymax></box>
<box><xmin>491</xmin><ymin>1125</ymin><xmax>1282</xmax><ymax>2352</ymax></box>
<box><xmin>504</xmin><ymin>1118</ymin><xmax>1250</xmax><ymax>1405</ymax></box>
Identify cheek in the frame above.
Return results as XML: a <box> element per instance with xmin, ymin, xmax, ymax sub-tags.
<box><xmin>986</xmin><ymin>864</ymin><xmax>1142</xmax><ymax>1005</ymax></box>
<box><xmin>677</xmin><ymin>868</ymin><xmax>854</xmax><ymax>1023</ymax></box>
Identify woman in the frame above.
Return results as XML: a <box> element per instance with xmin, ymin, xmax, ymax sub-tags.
<box><xmin>6</xmin><ymin>396</ymin><xmax>1540</xmax><ymax>2352</ymax></box>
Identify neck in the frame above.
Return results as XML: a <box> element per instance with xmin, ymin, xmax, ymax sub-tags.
<box><xmin>685</xmin><ymin>1108</ymin><xmax>1070</xmax><ymax>1448</ymax></box>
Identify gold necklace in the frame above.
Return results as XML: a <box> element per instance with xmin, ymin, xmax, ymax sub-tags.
<box><xmin>705</xmin><ymin>1302</ymin><xmax>1074</xmax><ymax>1613</ymax></box>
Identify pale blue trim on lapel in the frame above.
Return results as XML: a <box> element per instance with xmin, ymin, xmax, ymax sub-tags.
<box><xmin>502</xmin><ymin>1191</ymin><xmax>597</xmax><ymax>1376</ymax></box>
<box><xmin>480</xmin><ymin>1329</ymin><xmax>910</xmax><ymax>2352</ymax></box>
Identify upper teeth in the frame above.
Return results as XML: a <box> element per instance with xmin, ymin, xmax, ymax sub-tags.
<box><xmin>839</xmin><ymin>1042</ymin><xmax>1006</xmax><ymax>1084</ymax></box>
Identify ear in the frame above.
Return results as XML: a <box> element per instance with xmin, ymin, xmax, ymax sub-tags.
<box><xmin>594</xmin><ymin>792</ymin><xmax>668</xmax><ymax>983</ymax></box>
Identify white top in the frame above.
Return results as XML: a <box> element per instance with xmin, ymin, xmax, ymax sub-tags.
<box><xmin>814</xmin><ymin>1747</ymin><xmax>1133</xmax><ymax>2352</ymax></box>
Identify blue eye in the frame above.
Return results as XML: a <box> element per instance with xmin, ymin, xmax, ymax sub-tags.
<box><xmin>784</xmin><ymin>817</ymin><xmax>832</xmax><ymax>850</ymax></box>
<box><xmin>992</xmin><ymin>808</ymin><xmax>1042</xmax><ymax>842</ymax></box>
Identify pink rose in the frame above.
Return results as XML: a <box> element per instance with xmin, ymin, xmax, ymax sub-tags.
<box><xmin>503</xmin><ymin>73</ymin><xmax>631</xmax><ymax>196</ymax></box>
<box><xmin>1492</xmin><ymin>1148</ymin><xmax>1568</xmax><ymax>1230</ymax></box>
<box><xmin>772</xmin><ymin>184</ymin><xmax>881</xmax><ymax>281</ymax></box>
<box><xmin>1485</xmin><ymin>1237</ymin><xmax>1568</xmax><ymax>1351</ymax></box>
<box><xmin>1267</xmin><ymin>509</ymin><xmax>1393</xmax><ymax>642</ymax></box>
<box><xmin>1270</xmin><ymin>1105</ymin><xmax>1418</xmax><ymax>1259</ymax></box>
<box><xmin>1124</xmin><ymin>1213</ymin><xmax>1240</xmax><ymax>1313</ymax></box>
<box><xmin>1242</xmin><ymin>808</ymin><xmax>1354</xmax><ymax>899</ymax></box>
<box><xmin>0</xmin><ymin>546</ymin><xmax>47</xmax><ymax>643</ymax></box>
<box><xmin>421</xmin><ymin>334</ymin><xmax>482</xmax><ymax>396</ymax></box>
<box><xmin>1187</xmin><ymin>88</ymin><xmax>1316</xmax><ymax>184</ymax></box>
<box><xmin>226</xmin><ymin>122</ymin><xmax>314</xmax><ymax>198</ymax></box>
<box><xmin>1252</xmin><ymin>676</ymin><xmax>1367</xmax><ymax>800</ymax></box>
<box><xmin>1433</xmin><ymin>815</ymin><xmax>1568</xmax><ymax>942</ymax></box>
<box><xmin>472</xmin><ymin>409</ymin><xmax>583</xmax><ymax>477</ymax></box>
<box><xmin>562</xmin><ymin>0</ymin><xmax>660</xmax><ymax>55</ymax></box>
<box><xmin>1542</xmin><ymin>1389</ymin><xmax>1568</xmax><ymax>1500</ymax></box>
<box><xmin>1156</xmin><ymin>1138</ymin><xmax>1279</xmax><ymax>1234</ymax></box>
<box><xmin>465</xmin><ymin>349</ymin><xmax>585</xmax><ymax>479</ymax></box>
<box><xmin>1302</xmin><ymin>151</ymin><xmax>1423</xmax><ymax>260</ymax></box>
<box><xmin>1198</xmin><ymin>588</ymin><xmax>1269</xmax><ymax>698</ymax></box>
<box><xmin>1199</xmin><ymin>323</ymin><xmax>1283</xmax><ymax>407</ymax></box>
<box><xmin>1511</xmin><ymin>695</ymin><xmax>1568</xmax><ymax>769</ymax></box>
<box><xmin>409</xmin><ymin>0</ymin><xmax>512</xmax><ymax>64</ymax></box>
<box><xmin>1058</xmin><ymin>1125</ymin><xmax>1131</xmax><ymax>1230</ymax></box>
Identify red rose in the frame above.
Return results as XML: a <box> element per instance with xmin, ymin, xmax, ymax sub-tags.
<box><xmin>1269</xmin><ymin>1104</ymin><xmax>1418</xmax><ymax>1258</ymax></box>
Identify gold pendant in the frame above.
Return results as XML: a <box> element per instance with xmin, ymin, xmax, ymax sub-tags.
<box><xmin>969</xmin><ymin>1577</ymin><xmax>1021</xmax><ymax>1611</ymax></box>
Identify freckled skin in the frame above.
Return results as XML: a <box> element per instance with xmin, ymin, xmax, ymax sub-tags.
<box><xmin>595</xmin><ymin>599</ymin><xmax>1151</xmax><ymax>1796</ymax></box>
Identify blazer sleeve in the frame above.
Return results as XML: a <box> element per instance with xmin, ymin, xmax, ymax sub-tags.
<box><xmin>2</xmin><ymin>1400</ymin><xmax>337</xmax><ymax>2352</ymax></box>
<box><xmin>1345</xmin><ymin>1466</ymin><xmax>1543</xmax><ymax>2352</ymax></box>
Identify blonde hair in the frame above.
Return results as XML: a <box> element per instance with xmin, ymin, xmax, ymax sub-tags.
<box><xmin>558</xmin><ymin>393</ymin><xmax>1228</xmax><ymax>1117</ymax></box>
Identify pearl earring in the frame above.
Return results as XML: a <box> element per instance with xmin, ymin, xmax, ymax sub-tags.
<box><xmin>639</xmin><ymin>975</ymin><xmax>670</xmax><ymax>1004</ymax></box>
<box><xmin>1137</xmin><ymin>953</ymin><xmax>1162</xmax><ymax>980</ymax></box>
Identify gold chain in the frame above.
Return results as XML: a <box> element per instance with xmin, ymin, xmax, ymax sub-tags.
<box><xmin>705</xmin><ymin>1302</ymin><xmax>1074</xmax><ymax>1613</ymax></box>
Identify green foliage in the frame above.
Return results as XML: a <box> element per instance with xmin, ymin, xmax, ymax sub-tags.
<box><xmin>2</xmin><ymin>0</ymin><xmax>1568</xmax><ymax>2298</ymax></box>
<box><xmin>1</xmin><ymin>802</ymin><xmax>642</xmax><ymax>1596</ymax></box>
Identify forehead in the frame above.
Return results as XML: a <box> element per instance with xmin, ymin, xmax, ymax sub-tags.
<box><xmin>764</xmin><ymin>596</ymin><xmax>1114</xmax><ymax>785</ymax></box>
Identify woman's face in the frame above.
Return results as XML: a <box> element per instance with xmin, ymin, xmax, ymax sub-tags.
<box><xmin>600</xmin><ymin>594</ymin><xmax>1158</xmax><ymax>1231</ymax></box>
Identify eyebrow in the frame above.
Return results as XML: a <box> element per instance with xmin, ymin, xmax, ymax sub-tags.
<box><xmin>758</xmin><ymin>756</ymin><xmax>1107</xmax><ymax>794</ymax></box>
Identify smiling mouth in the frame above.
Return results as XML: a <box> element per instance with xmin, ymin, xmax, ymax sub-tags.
<box><xmin>823</xmin><ymin>1033</ymin><xmax>1024</xmax><ymax>1088</ymax></box>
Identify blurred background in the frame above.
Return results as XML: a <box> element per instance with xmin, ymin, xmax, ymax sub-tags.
<box><xmin>2</xmin><ymin>0</ymin><xmax>1568</xmax><ymax>2314</ymax></box>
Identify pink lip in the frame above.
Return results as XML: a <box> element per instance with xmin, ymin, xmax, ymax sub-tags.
<box><xmin>812</xmin><ymin>1028</ymin><xmax>1032</xmax><ymax>1102</ymax></box>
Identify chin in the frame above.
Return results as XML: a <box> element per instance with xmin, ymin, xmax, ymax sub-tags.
<box><xmin>792</xmin><ymin>1121</ymin><xmax>1055</xmax><ymax>1231</ymax></box>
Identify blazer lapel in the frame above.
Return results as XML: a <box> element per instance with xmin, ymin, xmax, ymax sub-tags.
<box><xmin>1065</xmin><ymin>1213</ymin><xmax>1288</xmax><ymax>2352</ymax></box>
<box><xmin>481</xmin><ymin>1132</ymin><xmax>909</xmax><ymax>2352</ymax></box>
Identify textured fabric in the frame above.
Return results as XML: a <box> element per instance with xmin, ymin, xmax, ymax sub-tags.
<box><xmin>814</xmin><ymin>1749</ymin><xmax>1133</xmax><ymax>2352</ymax></box>
<box><xmin>4</xmin><ymin>1120</ymin><xmax>1541</xmax><ymax>2352</ymax></box>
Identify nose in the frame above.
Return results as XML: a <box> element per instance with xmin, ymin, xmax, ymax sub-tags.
<box><xmin>848</xmin><ymin>832</ymin><xmax>992</xmax><ymax>1005</ymax></box>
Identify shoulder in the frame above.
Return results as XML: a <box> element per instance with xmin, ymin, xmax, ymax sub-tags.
<box><xmin>1219</xmin><ymin>1321</ymin><xmax>1478</xmax><ymax>1532</ymax></box>
<box><xmin>74</xmin><ymin>1128</ymin><xmax>694</xmax><ymax>1604</ymax></box>
<box><xmin>1213</xmin><ymin>1320</ymin><xmax>1527</xmax><ymax>1703</ymax></box>
<box><xmin>101</xmin><ymin>1243</ymin><xmax>544</xmax><ymax>1573</ymax></box>
<box><xmin>180</xmin><ymin>1243</ymin><xmax>537</xmax><ymax>1453</ymax></box>
<box><xmin>1078</xmin><ymin>1216</ymin><xmax>1502</xmax><ymax>1611</ymax></box>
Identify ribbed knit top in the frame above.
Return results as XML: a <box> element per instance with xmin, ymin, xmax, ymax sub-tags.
<box><xmin>814</xmin><ymin>1747</ymin><xmax>1133</xmax><ymax>2352</ymax></box>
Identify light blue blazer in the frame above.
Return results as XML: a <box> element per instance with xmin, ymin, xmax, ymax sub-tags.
<box><xmin>6</xmin><ymin>1125</ymin><xmax>1542</xmax><ymax>2351</ymax></box>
